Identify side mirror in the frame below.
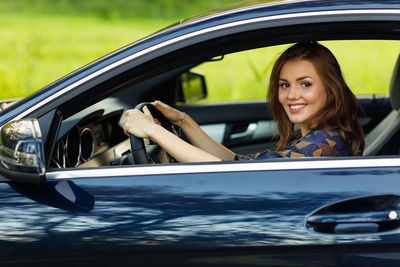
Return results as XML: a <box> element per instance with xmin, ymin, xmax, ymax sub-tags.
<box><xmin>0</xmin><ymin>119</ymin><xmax>46</xmax><ymax>185</ymax></box>
<box><xmin>177</xmin><ymin>71</ymin><xmax>207</xmax><ymax>104</ymax></box>
<box><xmin>0</xmin><ymin>118</ymin><xmax>95</xmax><ymax>211</ymax></box>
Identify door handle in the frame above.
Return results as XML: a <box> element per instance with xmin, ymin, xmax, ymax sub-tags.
<box><xmin>307</xmin><ymin>210</ymin><xmax>400</xmax><ymax>234</ymax></box>
<box><xmin>306</xmin><ymin>195</ymin><xmax>400</xmax><ymax>234</ymax></box>
<box><xmin>229</xmin><ymin>123</ymin><xmax>257</xmax><ymax>139</ymax></box>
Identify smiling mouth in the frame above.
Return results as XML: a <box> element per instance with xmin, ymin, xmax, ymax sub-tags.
<box><xmin>289</xmin><ymin>104</ymin><xmax>306</xmax><ymax>112</ymax></box>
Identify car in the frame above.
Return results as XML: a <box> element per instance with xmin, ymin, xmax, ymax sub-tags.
<box><xmin>1</xmin><ymin>0</ymin><xmax>400</xmax><ymax>265</ymax></box>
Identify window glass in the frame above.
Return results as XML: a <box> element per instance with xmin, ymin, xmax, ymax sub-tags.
<box><xmin>191</xmin><ymin>40</ymin><xmax>400</xmax><ymax>103</ymax></box>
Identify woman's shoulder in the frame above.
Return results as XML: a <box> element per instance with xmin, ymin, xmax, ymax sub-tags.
<box><xmin>300</xmin><ymin>128</ymin><xmax>346</xmax><ymax>147</ymax></box>
<box><xmin>304</xmin><ymin>129</ymin><xmax>342</xmax><ymax>139</ymax></box>
<box><xmin>296</xmin><ymin>128</ymin><xmax>348</xmax><ymax>156</ymax></box>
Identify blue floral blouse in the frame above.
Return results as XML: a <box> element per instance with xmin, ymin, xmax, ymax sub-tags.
<box><xmin>235</xmin><ymin>129</ymin><xmax>349</xmax><ymax>160</ymax></box>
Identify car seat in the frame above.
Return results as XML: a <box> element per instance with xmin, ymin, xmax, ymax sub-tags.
<box><xmin>363</xmin><ymin>54</ymin><xmax>400</xmax><ymax>156</ymax></box>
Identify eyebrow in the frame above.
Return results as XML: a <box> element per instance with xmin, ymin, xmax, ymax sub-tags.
<box><xmin>279</xmin><ymin>76</ymin><xmax>312</xmax><ymax>82</ymax></box>
<box><xmin>296</xmin><ymin>76</ymin><xmax>312</xmax><ymax>81</ymax></box>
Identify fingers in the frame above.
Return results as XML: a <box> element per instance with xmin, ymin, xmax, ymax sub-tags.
<box><xmin>123</xmin><ymin>109</ymin><xmax>137</xmax><ymax>136</ymax></box>
<box><xmin>123</xmin><ymin>108</ymin><xmax>154</xmax><ymax>137</ymax></box>
<box><xmin>143</xmin><ymin>105</ymin><xmax>153</xmax><ymax>119</ymax></box>
<box><xmin>153</xmin><ymin>100</ymin><xmax>181</xmax><ymax>124</ymax></box>
<box><xmin>153</xmin><ymin>100</ymin><xmax>168</xmax><ymax>112</ymax></box>
<box><xmin>153</xmin><ymin>100</ymin><xmax>173</xmax><ymax>118</ymax></box>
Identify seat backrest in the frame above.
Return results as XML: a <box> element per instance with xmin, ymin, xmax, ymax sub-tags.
<box><xmin>363</xmin><ymin>54</ymin><xmax>400</xmax><ymax>156</ymax></box>
<box><xmin>390</xmin><ymin>54</ymin><xmax>400</xmax><ymax>111</ymax></box>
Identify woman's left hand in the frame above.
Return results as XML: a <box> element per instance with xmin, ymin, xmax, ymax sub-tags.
<box><xmin>123</xmin><ymin>106</ymin><xmax>158</xmax><ymax>139</ymax></box>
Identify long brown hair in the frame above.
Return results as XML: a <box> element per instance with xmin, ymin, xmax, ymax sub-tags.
<box><xmin>267</xmin><ymin>42</ymin><xmax>364</xmax><ymax>156</ymax></box>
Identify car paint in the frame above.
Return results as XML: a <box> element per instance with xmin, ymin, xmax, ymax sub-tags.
<box><xmin>3</xmin><ymin>160</ymin><xmax>400</xmax><ymax>264</ymax></box>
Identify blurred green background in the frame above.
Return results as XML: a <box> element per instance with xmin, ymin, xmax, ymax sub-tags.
<box><xmin>0</xmin><ymin>0</ymin><xmax>238</xmax><ymax>99</ymax></box>
<box><xmin>0</xmin><ymin>0</ymin><xmax>399</xmax><ymax>101</ymax></box>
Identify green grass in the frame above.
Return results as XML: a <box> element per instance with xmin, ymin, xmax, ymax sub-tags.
<box><xmin>0</xmin><ymin>15</ymin><xmax>174</xmax><ymax>98</ymax></box>
<box><xmin>0</xmin><ymin>0</ymin><xmax>239</xmax><ymax>99</ymax></box>
<box><xmin>0</xmin><ymin>0</ymin><xmax>242</xmax><ymax>20</ymax></box>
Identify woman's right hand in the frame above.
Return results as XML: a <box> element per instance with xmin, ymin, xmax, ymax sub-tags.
<box><xmin>153</xmin><ymin>100</ymin><xmax>185</xmax><ymax>126</ymax></box>
<box><xmin>123</xmin><ymin>106</ymin><xmax>158</xmax><ymax>139</ymax></box>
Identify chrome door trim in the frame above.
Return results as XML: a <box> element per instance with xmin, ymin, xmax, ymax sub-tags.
<box><xmin>44</xmin><ymin>157</ymin><xmax>400</xmax><ymax>181</ymax></box>
<box><xmin>11</xmin><ymin>9</ymin><xmax>400</xmax><ymax>122</ymax></box>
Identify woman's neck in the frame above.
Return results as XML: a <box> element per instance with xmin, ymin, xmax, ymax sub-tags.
<box><xmin>300</xmin><ymin>124</ymin><xmax>333</xmax><ymax>136</ymax></box>
<box><xmin>300</xmin><ymin>124</ymin><xmax>310</xmax><ymax>136</ymax></box>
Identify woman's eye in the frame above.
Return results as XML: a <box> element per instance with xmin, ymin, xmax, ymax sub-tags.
<box><xmin>280</xmin><ymin>83</ymin><xmax>290</xmax><ymax>89</ymax></box>
<box><xmin>301</xmin><ymin>82</ymin><xmax>312</xmax><ymax>88</ymax></box>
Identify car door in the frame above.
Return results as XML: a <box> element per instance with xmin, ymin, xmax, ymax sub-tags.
<box><xmin>2</xmin><ymin>157</ymin><xmax>400</xmax><ymax>265</ymax></box>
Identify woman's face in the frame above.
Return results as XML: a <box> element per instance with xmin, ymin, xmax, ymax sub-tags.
<box><xmin>278</xmin><ymin>59</ymin><xmax>327</xmax><ymax>135</ymax></box>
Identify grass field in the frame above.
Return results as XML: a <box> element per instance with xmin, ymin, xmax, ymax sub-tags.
<box><xmin>0</xmin><ymin>0</ymin><xmax>238</xmax><ymax>99</ymax></box>
<box><xmin>0</xmin><ymin>0</ymin><xmax>399</xmax><ymax>101</ymax></box>
<box><xmin>0</xmin><ymin>14</ymin><xmax>173</xmax><ymax>98</ymax></box>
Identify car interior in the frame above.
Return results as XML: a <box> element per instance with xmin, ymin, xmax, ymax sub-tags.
<box><xmin>44</xmin><ymin>39</ymin><xmax>398</xmax><ymax>169</ymax></box>
<box><xmin>363</xmin><ymin>54</ymin><xmax>400</xmax><ymax>156</ymax></box>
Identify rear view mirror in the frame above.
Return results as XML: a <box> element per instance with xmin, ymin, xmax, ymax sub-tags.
<box><xmin>177</xmin><ymin>71</ymin><xmax>207</xmax><ymax>103</ymax></box>
<box><xmin>0</xmin><ymin>119</ymin><xmax>46</xmax><ymax>185</ymax></box>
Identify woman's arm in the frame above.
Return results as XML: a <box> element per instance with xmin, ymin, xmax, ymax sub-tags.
<box><xmin>153</xmin><ymin>101</ymin><xmax>236</xmax><ymax>161</ymax></box>
<box><xmin>123</xmin><ymin>106</ymin><xmax>224</xmax><ymax>163</ymax></box>
<box><xmin>177</xmin><ymin>113</ymin><xmax>236</xmax><ymax>161</ymax></box>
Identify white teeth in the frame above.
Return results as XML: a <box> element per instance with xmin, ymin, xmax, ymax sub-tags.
<box><xmin>290</xmin><ymin>104</ymin><xmax>305</xmax><ymax>110</ymax></box>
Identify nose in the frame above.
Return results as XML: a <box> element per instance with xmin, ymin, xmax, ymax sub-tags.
<box><xmin>287</xmin><ymin>86</ymin><xmax>300</xmax><ymax>100</ymax></box>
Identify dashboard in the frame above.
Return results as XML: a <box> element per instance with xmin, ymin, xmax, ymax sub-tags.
<box><xmin>50</xmin><ymin>99</ymin><xmax>128</xmax><ymax>168</ymax></box>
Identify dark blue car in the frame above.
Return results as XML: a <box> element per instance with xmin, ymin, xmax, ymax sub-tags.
<box><xmin>1</xmin><ymin>0</ymin><xmax>400</xmax><ymax>265</ymax></box>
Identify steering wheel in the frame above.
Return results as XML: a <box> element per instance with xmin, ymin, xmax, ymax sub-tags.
<box><xmin>130</xmin><ymin>102</ymin><xmax>175</xmax><ymax>164</ymax></box>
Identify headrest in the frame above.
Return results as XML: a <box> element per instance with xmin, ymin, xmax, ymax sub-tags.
<box><xmin>390</xmin><ymin>54</ymin><xmax>400</xmax><ymax>110</ymax></box>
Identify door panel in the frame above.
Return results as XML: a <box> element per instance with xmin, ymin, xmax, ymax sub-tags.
<box><xmin>180</xmin><ymin>100</ymin><xmax>277</xmax><ymax>154</ymax></box>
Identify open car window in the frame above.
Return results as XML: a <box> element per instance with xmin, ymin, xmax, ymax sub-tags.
<box><xmin>190</xmin><ymin>40</ymin><xmax>399</xmax><ymax>103</ymax></box>
<box><xmin>46</xmin><ymin>39</ymin><xmax>400</xmax><ymax>170</ymax></box>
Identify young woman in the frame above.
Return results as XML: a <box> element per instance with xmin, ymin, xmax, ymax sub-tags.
<box><xmin>123</xmin><ymin>42</ymin><xmax>364</xmax><ymax>162</ymax></box>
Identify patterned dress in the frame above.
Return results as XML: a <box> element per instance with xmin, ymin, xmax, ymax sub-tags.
<box><xmin>235</xmin><ymin>129</ymin><xmax>349</xmax><ymax>160</ymax></box>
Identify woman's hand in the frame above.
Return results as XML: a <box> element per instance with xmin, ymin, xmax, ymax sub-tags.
<box><xmin>123</xmin><ymin>101</ymin><xmax>229</xmax><ymax>163</ymax></box>
<box><xmin>153</xmin><ymin>100</ymin><xmax>185</xmax><ymax>126</ymax></box>
<box><xmin>123</xmin><ymin>106</ymin><xmax>158</xmax><ymax>139</ymax></box>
